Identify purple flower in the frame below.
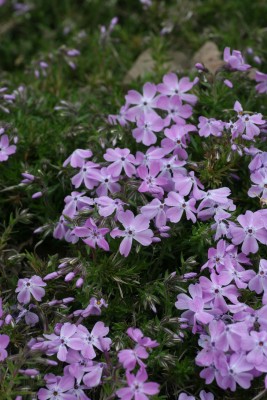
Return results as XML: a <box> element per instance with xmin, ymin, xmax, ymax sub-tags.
<box><xmin>234</xmin><ymin>101</ymin><xmax>265</xmax><ymax>140</ymax></box>
<box><xmin>63</xmin><ymin>192</ymin><xmax>94</xmax><ymax>218</ymax></box>
<box><xmin>127</xmin><ymin>327</ymin><xmax>159</xmax><ymax>348</ymax></box>
<box><xmin>173</xmin><ymin>171</ymin><xmax>204</xmax><ymax>200</ymax></box>
<box><xmin>161</xmin><ymin>123</ymin><xmax>196</xmax><ymax>159</ymax></box>
<box><xmin>132</xmin><ymin>113</ymin><xmax>165</xmax><ymax>146</ymax></box>
<box><xmin>198</xmin><ymin>117</ymin><xmax>225</xmax><ymax>137</ymax></box>
<box><xmin>178</xmin><ymin>394</ymin><xmax>195</xmax><ymax>400</ymax></box>
<box><xmin>0</xmin><ymin>334</ymin><xmax>9</xmax><ymax>361</ymax></box>
<box><xmin>255</xmin><ymin>71</ymin><xmax>267</xmax><ymax>94</ymax></box>
<box><xmin>0</xmin><ymin>134</ymin><xmax>16</xmax><ymax>161</ymax></box>
<box><xmin>44</xmin><ymin>323</ymin><xmax>84</xmax><ymax>362</ymax></box>
<box><xmin>16</xmin><ymin>275</ymin><xmax>46</xmax><ymax>304</ymax></box>
<box><xmin>118</xmin><ymin>345</ymin><xmax>148</xmax><ymax>371</ymax></box>
<box><xmin>104</xmin><ymin>148</ymin><xmax>136</xmax><ymax>177</ymax></box>
<box><xmin>223</xmin><ymin>47</ymin><xmax>251</xmax><ymax>71</ymax></box>
<box><xmin>157</xmin><ymin>95</ymin><xmax>193</xmax><ymax>125</ymax></box>
<box><xmin>137</xmin><ymin>162</ymin><xmax>167</xmax><ymax>196</ymax></box>
<box><xmin>77</xmin><ymin>321</ymin><xmax>111</xmax><ymax>359</ymax></box>
<box><xmin>71</xmin><ymin>161</ymin><xmax>99</xmax><ymax>189</ymax></box>
<box><xmin>63</xmin><ymin>149</ymin><xmax>93</xmax><ymax>168</ymax></box>
<box><xmin>217</xmin><ymin>353</ymin><xmax>253</xmax><ymax>390</ymax></box>
<box><xmin>175</xmin><ymin>284</ymin><xmax>214</xmax><ymax>333</ymax></box>
<box><xmin>141</xmin><ymin>198</ymin><xmax>168</xmax><ymax>228</ymax></box>
<box><xmin>73</xmin><ymin>218</ymin><xmax>110</xmax><ymax>251</ymax></box>
<box><xmin>108</xmin><ymin>105</ymin><xmax>129</xmax><ymax>127</ymax></box>
<box><xmin>111</xmin><ymin>210</ymin><xmax>153</xmax><ymax>257</ymax></box>
<box><xmin>157</xmin><ymin>73</ymin><xmax>198</xmax><ymax>104</ymax></box>
<box><xmin>230</xmin><ymin>210</ymin><xmax>267</xmax><ymax>254</ymax></box>
<box><xmin>38</xmin><ymin>374</ymin><xmax>75</xmax><ymax>400</ymax></box>
<box><xmin>96</xmin><ymin>196</ymin><xmax>125</xmax><ymax>217</ymax></box>
<box><xmin>125</xmin><ymin>82</ymin><xmax>159</xmax><ymax>122</ymax></box>
<box><xmin>116</xmin><ymin>368</ymin><xmax>160</xmax><ymax>400</ymax></box>
<box><xmin>248</xmin><ymin>259</ymin><xmax>267</xmax><ymax>294</ymax></box>
<box><xmin>165</xmin><ymin>192</ymin><xmax>197</xmax><ymax>223</ymax></box>
<box><xmin>88</xmin><ymin>167</ymin><xmax>121</xmax><ymax>196</ymax></box>
<box><xmin>242</xmin><ymin>330</ymin><xmax>267</xmax><ymax>367</ymax></box>
<box><xmin>248</xmin><ymin>168</ymin><xmax>267</xmax><ymax>200</ymax></box>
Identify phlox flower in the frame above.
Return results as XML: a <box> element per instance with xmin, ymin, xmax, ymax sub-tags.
<box><xmin>165</xmin><ymin>192</ymin><xmax>197</xmax><ymax>223</ymax></box>
<box><xmin>76</xmin><ymin>321</ymin><xmax>111</xmax><ymax>359</ymax></box>
<box><xmin>16</xmin><ymin>275</ymin><xmax>46</xmax><ymax>305</ymax></box>
<box><xmin>223</xmin><ymin>47</ymin><xmax>251</xmax><ymax>71</ymax></box>
<box><xmin>104</xmin><ymin>148</ymin><xmax>136</xmax><ymax>177</ymax></box>
<box><xmin>0</xmin><ymin>134</ymin><xmax>16</xmax><ymax>161</ymax></box>
<box><xmin>197</xmin><ymin>117</ymin><xmax>225</xmax><ymax>137</ymax></box>
<box><xmin>118</xmin><ymin>345</ymin><xmax>148</xmax><ymax>371</ymax></box>
<box><xmin>234</xmin><ymin>101</ymin><xmax>265</xmax><ymax>140</ymax></box>
<box><xmin>254</xmin><ymin>71</ymin><xmax>267</xmax><ymax>94</ymax></box>
<box><xmin>248</xmin><ymin>258</ymin><xmax>267</xmax><ymax>294</ymax></box>
<box><xmin>127</xmin><ymin>327</ymin><xmax>159</xmax><ymax>348</ymax></box>
<box><xmin>230</xmin><ymin>210</ymin><xmax>267</xmax><ymax>254</ymax></box>
<box><xmin>38</xmin><ymin>374</ymin><xmax>75</xmax><ymax>400</ymax></box>
<box><xmin>72</xmin><ymin>218</ymin><xmax>110</xmax><ymax>251</ymax></box>
<box><xmin>132</xmin><ymin>113</ymin><xmax>165</xmax><ymax>146</ymax></box>
<box><xmin>116</xmin><ymin>368</ymin><xmax>160</xmax><ymax>400</ymax></box>
<box><xmin>71</xmin><ymin>161</ymin><xmax>99</xmax><ymax>189</ymax></box>
<box><xmin>218</xmin><ymin>256</ymin><xmax>255</xmax><ymax>289</ymax></box>
<box><xmin>178</xmin><ymin>394</ymin><xmax>195</xmax><ymax>400</ymax></box>
<box><xmin>95</xmin><ymin>196</ymin><xmax>125</xmax><ymax>217</ymax></box>
<box><xmin>173</xmin><ymin>171</ymin><xmax>204</xmax><ymax>200</ymax></box>
<box><xmin>110</xmin><ymin>210</ymin><xmax>153</xmax><ymax>257</ymax></box>
<box><xmin>82</xmin><ymin>362</ymin><xmax>106</xmax><ymax>388</ymax></box>
<box><xmin>162</xmin><ymin>123</ymin><xmax>196</xmax><ymax>159</ymax></box>
<box><xmin>0</xmin><ymin>334</ymin><xmax>9</xmax><ymax>361</ymax></box>
<box><xmin>157</xmin><ymin>95</ymin><xmax>193</xmax><ymax>125</ymax></box>
<box><xmin>137</xmin><ymin>162</ymin><xmax>167</xmax><ymax>196</ymax></box>
<box><xmin>141</xmin><ymin>198</ymin><xmax>168</xmax><ymax>228</ymax></box>
<box><xmin>125</xmin><ymin>82</ymin><xmax>159</xmax><ymax>122</ymax></box>
<box><xmin>87</xmin><ymin>167</ymin><xmax>121</xmax><ymax>196</ymax></box>
<box><xmin>63</xmin><ymin>149</ymin><xmax>93</xmax><ymax>168</ymax></box>
<box><xmin>175</xmin><ymin>283</ymin><xmax>214</xmax><ymax>333</ymax></box>
<box><xmin>248</xmin><ymin>168</ymin><xmax>267</xmax><ymax>200</ymax></box>
<box><xmin>108</xmin><ymin>105</ymin><xmax>129</xmax><ymax>127</ymax></box>
<box><xmin>217</xmin><ymin>353</ymin><xmax>253</xmax><ymax>391</ymax></box>
<box><xmin>157</xmin><ymin>72</ymin><xmax>198</xmax><ymax>104</ymax></box>
<box><xmin>135</xmin><ymin>147</ymin><xmax>166</xmax><ymax>168</ymax></box>
<box><xmin>63</xmin><ymin>192</ymin><xmax>94</xmax><ymax>218</ymax></box>
<box><xmin>44</xmin><ymin>323</ymin><xmax>84</xmax><ymax>362</ymax></box>
<box><xmin>242</xmin><ymin>330</ymin><xmax>267</xmax><ymax>368</ymax></box>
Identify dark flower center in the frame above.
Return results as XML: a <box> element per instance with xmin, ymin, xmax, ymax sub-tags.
<box><xmin>121</xmin><ymin>157</ymin><xmax>125</xmax><ymax>161</ymax></box>
<box><xmin>214</xmin><ymin>289</ymin><xmax>219</xmax><ymax>294</ymax></box>
<box><xmin>248</xmin><ymin>228</ymin><xmax>253</xmax><ymax>234</ymax></box>
<box><xmin>259</xmin><ymin>341</ymin><xmax>264</xmax><ymax>346</ymax></box>
<box><xmin>53</xmin><ymin>392</ymin><xmax>58</xmax><ymax>396</ymax></box>
<box><xmin>104</xmin><ymin>179</ymin><xmax>109</xmax><ymax>183</ymax></box>
<box><xmin>143</xmin><ymin>101</ymin><xmax>147</xmax><ymax>106</ymax></box>
<box><xmin>26</xmin><ymin>282</ymin><xmax>31</xmax><ymax>287</ymax></box>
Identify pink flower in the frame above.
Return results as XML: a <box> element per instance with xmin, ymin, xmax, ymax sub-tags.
<box><xmin>96</xmin><ymin>196</ymin><xmax>125</xmax><ymax>217</ymax></box>
<box><xmin>63</xmin><ymin>192</ymin><xmax>93</xmax><ymax>218</ymax></box>
<box><xmin>0</xmin><ymin>134</ymin><xmax>16</xmax><ymax>161</ymax></box>
<box><xmin>73</xmin><ymin>218</ymin><xmax>110</xmax><ymax>251</ymax></box>
<box><xmin>234</xmin><ymin>100</ymin><xmax>265</xmax><ymax>140</ymax></box>
<box><xmin>157</xmin><ymin>73</ymin><xmax>198</xmax><ymax>104</ymax></box>
<box><xmin>71</xmin><ymin>161</ymin><xmax>99</xmax><ymax>189</ymax></box>
<box><xmin>173</xmin><ymin>171</ymin><xmax>204</xmax><ymax>200</ymax></box>
<box><xmin>116</xmin><ymin>368</ymin><xmax>160</xmax><ymax>400</ymax></box>
<box><xmin>165</xmin><ymin>192</ymin><xmax>197</xmax><ymax>223</ymax></box>
<box><xmin>126</xmin><ymin>327</ymin><xmax>159</xmax><ymax>348</ymax></box>
<box><xmin>197</xmin><ymin>117</ymin><xmax>224</xmax><ymax>137</ymax></box>
<box><xmin>175</xmin><ymin>284</ymin><xmax>214</xmax><ymax>333</ymax></box>
<box><xmin>132</xmin><ymin>113</ymin><xmax>165</xmax><ymax>146</ymax></box>
<box><xmin>141</xmin><ymin>198</ymin><xmax>168</xmax><ymax>228</ymax></box>
<box><xmin>16</xmin><ymin>275</ymin><xmax>46</xmax><ymax>304</ymax></box>
<box><xmin>255</xmin><ymin>71</ymin><xmax>267</xmax><ymax>94</ymax></box>
<box><xmin>248</xmin><ymin>259</ymin><xmax>267</xmax><ymax>294</ymax></box>
<box><xmin>157</xmin><ymin>95</ymin><xmax>193</xmax><ymax>125</ymax></box>
<box><xmin>125</xmin><ymin>82</ymin><xmax>159</xmax><ymax>122</ymax></box>
<box><xmin>161</xmin><ymin>123</ymin><xmax>196</xmax><ymax>159</ymax></box>
<box><xmin>223</xmin><ymin>47</ymin><xmax>251</xmax><ymax>71</ymax></box>
<box><xmin>111</xmin><ymin>210</ymin><xmax>154</xmax><ymax>257</ymax></box>
<box><xmin>38</xmin><ymin>374</ymin><xmax>76</xmax><ymax>400</ymax></box>
<box><xmin>137</xmin><ymin>162</ymin><xmax>167</xmax><ymax>196</ymax></box>
<box><xmin>230</xmin><ymin>210</ymin><xmax>267</xmax><ymax>254</ymax></box>
<box><xmin>77</xmin><ymin>321</ymin><xmax>111</xmax><ymax>359</ymax></box>
<box><xmin>248</xmin><ymin>168</ymin><xmax>267</xmax><ymax>200</ymax></box>
<box><xmin>87</xmin><ymin>167</ymin><xmax>121</xmax><ymax>196</ymax></box>
<box><xmin>0</xmin><ymin>334</ymin><xmax>9</xmax><ymax>361</ymax></box>
<box><xmin>118</xmin><ymin>345</ymin><xmax>148</xmax><ymax>371</ymax></box>
<box><xmin>104</xmin><ymin>148</ymin><xmax>136</xmax><ymax>177</ymax></box>
<box><xmin>63</xmin><ymin>149</ymin><xmax>93</xmax><ymax>168</ymax></box>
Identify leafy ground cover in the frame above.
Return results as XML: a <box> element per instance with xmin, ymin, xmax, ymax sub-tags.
<box><xmin>1</xmin><ymin>1</ymin><xmax>267</xmax><ymax>399</ymax></box>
